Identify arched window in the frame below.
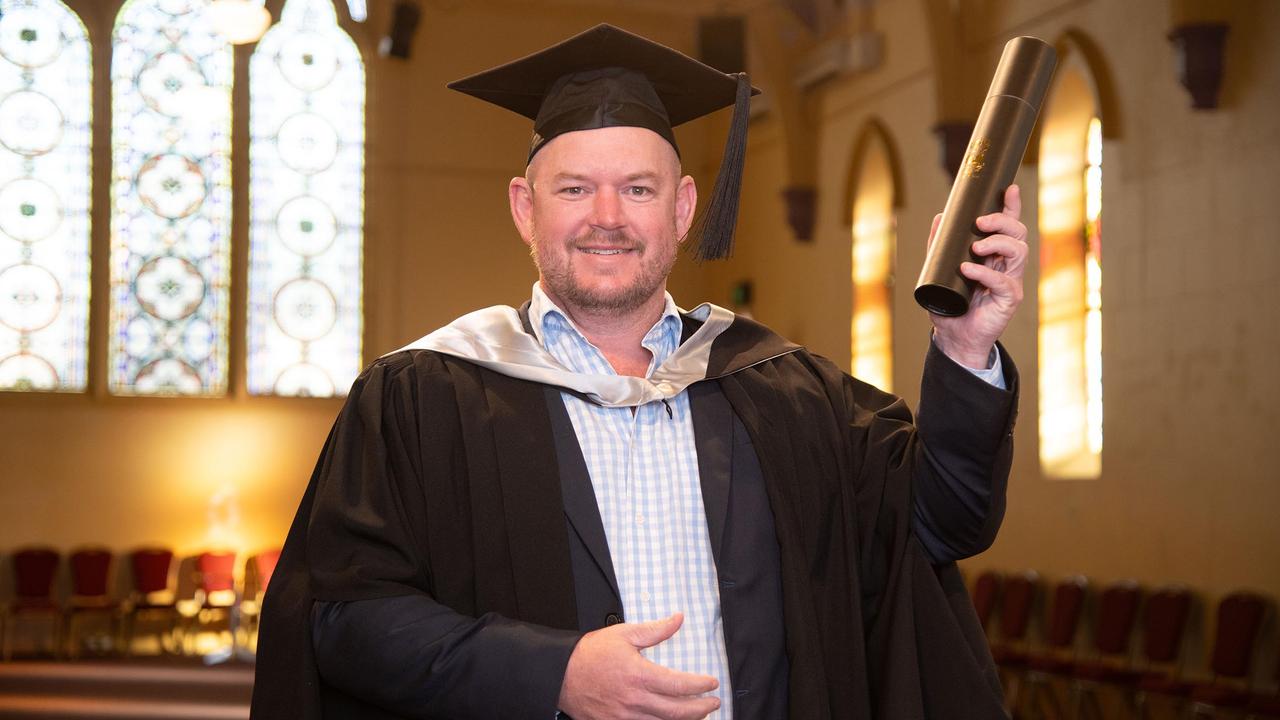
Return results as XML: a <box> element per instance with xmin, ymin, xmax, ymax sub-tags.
<box><xmin>247</xmin><ymin>0</ymin><xmax>364</xmax><ymax>397</ymax></box>
<box><xmin>109</xmin><ymin>0</ymin><xmax>233</xmax><ymax>395</ymax></box>
<box><xmin>1038</xmin><ymin>48</ymin><xmax>1104</xmax><ymax>479</ymax></box>
<box><xmin>0</xmin><ymin>0</ymin><xmax>91</xmax><ymax>392</ymax></box>
<box><xmin>848</xmin><ymin>122</ymin><xmax>899</xmax><ymax>392</ymax></box>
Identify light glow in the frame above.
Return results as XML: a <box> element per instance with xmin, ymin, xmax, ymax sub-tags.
<box><xmin>849</xmin><ymin>130</ymin><xmax>895</xmax><ymax>393</ymax></box>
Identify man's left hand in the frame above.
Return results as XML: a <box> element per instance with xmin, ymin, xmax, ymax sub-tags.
<box><xmin>928</xmin><ymin>184</ymin><xmax>1029</xmax><ymax>368</ymax></box>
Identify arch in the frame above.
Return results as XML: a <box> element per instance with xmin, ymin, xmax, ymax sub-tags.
<box><xmin>841</xmin><ymin>117</ymin><xmax>905</xmax><ymax>226</ymax></box>
<box><xmin>247</xmin><ymin>0</ymin><xmax>365</xmax><ymax>397</ymax></box>
<box><xmin>0</xmin><ymin>0</ymin><xmax>93</xmax><ymax>392</ymax></box>
<box><xmin>1038</xmin><ymin>45</ymin><xmax>1105</xmax><ymax>480</ymax></box>
<box><xmin>846</xmin><ymin>119</ymin><xmax>901</xmax><ymax>393</ymax></box>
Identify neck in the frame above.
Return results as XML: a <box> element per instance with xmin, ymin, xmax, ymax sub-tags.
<box><xmin>540</xmin><ymin>284</ymin><xmax>667</xmax><ymax>378</ymax></box>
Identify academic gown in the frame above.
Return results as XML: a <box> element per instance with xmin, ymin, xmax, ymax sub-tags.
<box><xmin>251</xmin><ymin>307</ymin><xmax>1017</xmax><ymax>720</ymax></box>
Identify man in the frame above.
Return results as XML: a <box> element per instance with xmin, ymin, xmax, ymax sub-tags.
<box><xmin>253</xmin><ymin>24</ymin><xmax>1024</xmax><ymax>720</ymax></box>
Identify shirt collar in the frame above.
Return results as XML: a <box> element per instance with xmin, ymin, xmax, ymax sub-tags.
<box><xmin>529</xmin><ymin>282</ymin><xmax>683</xmax><ymax>374</ymax></box>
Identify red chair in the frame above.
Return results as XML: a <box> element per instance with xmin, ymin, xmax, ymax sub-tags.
<box><xmin>121</xmin><ymin>547</ymin><xmax>178</xmax><ymax>655</ymax></box>
<box><xmin>2</xmin><ymin>547</ymin><xmax>62</xmax><ymax>660</ymax></box>
<box><xmin>63</xmin><ymin>547</ymin><xmax>117</xmax><ymax>658</ymax></box>
<box><xmin>1131</xmin><ymin>584</ymin><xmax>1195</xmax><ymax>717</ymax></box>
<box><xmin>971</xmin><ymin>570</ymin><xmax>1003</xmax><ymax>635</ymax></box>
<box><xmin>1245</xmin><ymin>636</ymin><xmax>1280</xmax><ymax>717</ymax></box>
<box><xmin>185</xmin><ymin>551</ymin><xmax>237</xmax><ymax>654</ymax></box>
<box><xmin>1018</xmin><ymin>575</ymin><xmax>1090</xmax><ymax>718</ymax></box>
<box><xmin>1183</xmin><ymin>591</ymin><xmax>1269</xmax><ymax>716</ymax></box>
<box><xmin>1067</xmin><ymin>579</ymin><xmax>1144</xmax><ymax>719</ymax></box>
<box><xmin>990</xmin><ymin>570</ymin><xmax>1040</xmax><ymax>711</ymax></box>
<box><xmin>239</xmin><ymin>549</ymin><xmax>282</xmax><ymax>652</ymax></box>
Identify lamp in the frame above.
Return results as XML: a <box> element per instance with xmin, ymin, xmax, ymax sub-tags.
<box><xmin>209</xmin><ymin>0</ymin><xmax>272</xmax><ymax>45</ymax></box>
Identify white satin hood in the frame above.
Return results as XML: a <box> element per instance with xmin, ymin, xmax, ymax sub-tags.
<box><xmin>387</xmin><ymin>302</ymin><xmax>737</xmax><ymax>408</ymax></box>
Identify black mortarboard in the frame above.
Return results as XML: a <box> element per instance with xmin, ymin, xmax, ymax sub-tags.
<box><xmin>447</xmin><ymin>23</ymin><xmax>758</xmax><ymax>260</ymax></box>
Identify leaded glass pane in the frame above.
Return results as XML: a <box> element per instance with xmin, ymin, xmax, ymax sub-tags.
<box><xmin>109</xmin><ymin>0</ymin><xmax>232</xmax><ymax>396</ymax></box>
<box><xmin>0</xmin><ymin>0</ymin><xmax>91</xmax><ymax>392</ymax></box>
<box><xmin>247</xmin><ymin>0</ymin><xmax>363</xmax><ymax>397</ymax></box>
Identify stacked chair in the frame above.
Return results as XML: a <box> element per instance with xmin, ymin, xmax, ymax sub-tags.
<box><xmin>1068</xmin><ymin>579</ymin><xmax>1144</xmax><ymax>719</ymax></box>
<box><xmin>1017</xmin><ymin>575</ymin><xmax>1090</xmax><ymax>718</ymax></box>
<box><xmin>970</xmin><ymin>573</ymin><xmax>1279</xmax><ymax>720</ymax></box>
<box><xmin>1</xmin><ymin>547</ymin><xmax>61</xmax><ymax>659</ymax></box>
<box><xmin>63</xmin><ymin>547</ymin><xmax>117</xmax><ymax>658</ymax></box>
<box><xmin>121</xmin><ymin>547</ymin><xmax>179</xmax><ymax>655</ymax></box>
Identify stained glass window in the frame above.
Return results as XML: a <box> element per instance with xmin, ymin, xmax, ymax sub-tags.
<box><xmin>850</xmin><ymin>129</ymin><xmax>895</xmax><ymax>393</ymax></box>
<box><xmin>247</xmin><ymin>0</ymin><xmax>363</xmax><ymax>397</ymax></box>
<box><xmin>1038</xmin><ymin>60</ymin><xmax>1101</xmax><ymax>479</ymax></box>
<box><xmin>1084</xmin><ymin>117</ymin><xmax>1103</xmax><ymax>457</ymax></box>
<box><xmin>109</xmin><ymin>0</ymin><xmax>232</xmax><ymax>396</ymax></box>
<box><xmin>0</xmin><ymin>0</ymin><xmax>91</xmax><ymax>392</ymax></box>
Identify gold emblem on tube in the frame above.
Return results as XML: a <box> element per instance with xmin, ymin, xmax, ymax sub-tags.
<box><xmin>961</xmin><ymin>137</ymin><xmax>990</xmax><ymax>178</ymax></box>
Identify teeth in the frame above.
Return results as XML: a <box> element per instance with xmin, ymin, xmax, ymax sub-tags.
<box><xmin>583</xmin><ymin>249</ymin><xmax>626</xmax><ymax>255</ymax></box>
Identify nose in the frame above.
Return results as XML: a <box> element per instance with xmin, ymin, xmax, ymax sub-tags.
<box><xmin>589</xmin><ymin>188</ymin><xmax>625</xmax><ymax>231</ymax></box>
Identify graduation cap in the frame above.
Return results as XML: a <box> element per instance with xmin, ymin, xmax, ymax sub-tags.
<box><xmin>447</xmin><ymin>23</ymin><xmax>758</xmax><ymax>261</ymax></box>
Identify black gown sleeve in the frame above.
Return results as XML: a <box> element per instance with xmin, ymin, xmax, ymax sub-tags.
<box><xmin>909</xmin><ymin>340</ymin><xmax>1018</xmax><ymax>563</ymax></box>
<box><xmin>311</xmin><ymin>597</ymin><xmax>579</xmax><ymax>718</ymax></box>
<box><xmin>254</xmin><ymin>351</ymin><xmax>581</xmax><ymax>720</ymax></box>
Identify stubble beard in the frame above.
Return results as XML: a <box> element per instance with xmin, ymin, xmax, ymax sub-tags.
<box><xmin>532</xmin><ymin>227</ymin><xmax>678</xmax><ymax>314</ymax></box>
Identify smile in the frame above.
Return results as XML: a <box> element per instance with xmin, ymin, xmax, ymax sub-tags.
<box><xmin>579</xmin><ymin>248</ymin><xmax>633</xmax><ymax>255</ymax></box>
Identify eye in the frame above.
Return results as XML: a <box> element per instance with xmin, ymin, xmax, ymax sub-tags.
<box><xmin>626</xmin><ymin>186</ymin><xmax>654</xmax><ymax>198</ymax></box>
<box><xmin>559</xmin><ymin>186</ymin><xmax>586</xmax><ymax>196</ymax></box>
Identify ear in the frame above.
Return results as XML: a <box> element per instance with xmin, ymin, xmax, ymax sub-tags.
<box><xmin>509</xmin><ymin>174</ymin><xmax>535</xmax><ymax>247</ymax></box>
<box><xmin>675</xmin><ymin>174</ymin><xmax>697</xmax><ymax>244</ymax></box>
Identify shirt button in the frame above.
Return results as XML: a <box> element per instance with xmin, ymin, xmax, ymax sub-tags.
<box><xmin>641</xmin><ymin>591</ymin><xmax>651</xmax><ymax>602</ymax></box>
<box><xmin>635</xmin><ymin>513</ymin><xmax>645</xmax><ymax>525</ymax></box>
<box><xmin>605</xmin><ymin>612</ymin><xmax>623</xmax><ymax>626</ymax></box>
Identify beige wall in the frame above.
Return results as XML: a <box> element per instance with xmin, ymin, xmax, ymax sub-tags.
<box><xmin>2</xmin><ymin>0</ymin><xmax>1278</xmax><ymax>672</ymax></box>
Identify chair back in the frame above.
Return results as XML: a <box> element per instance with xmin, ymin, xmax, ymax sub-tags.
<box><xmin>69</xmin><ymin>548</ymin><xmax>113</xmax><ymax>598</ymax></box>
<box><xmin>1045</xmin><ymin>575</ymin><xmax>1089</xmax><ymax>649</ymax></box>
<box><xmin>197</xmin><ymin>551</ymin><xmax>236</xmax><ymax>593</ymax></box>
<box><xmin>1209</xmin><ymin>591</ymin><xmax>1267</xmax><ymax>680</ymax></box>
<box><xmin>972</xmin><ymin>570</ymin><xmax>1002</xmax><ymax>631</ymax></box>
<box><xmin>1143</xmin><ymin>584</ymin><xmax>1192</xmax><ymax>663</ymax></box>
<box><xmin>254</xmin><ymin>549</ymin><xmax>281</xmax><ymax>592</ymax></box>
<box><xmin>1093</xmin><ymin>579</ymin><xmax>1143</xmax><ymax>655</ymax></box>
<box><xmin>998</xmin><ymin>570</ymin><xmax>1039</xmax><ymax>642</ymax></box>
<box><xmin>13</xmin><ymin>547</ymin><xmax>59</xmax><ymax>600</ymax></box>
<box><xmin>130</xmin><ymin>548</ymin><xmax>174</xmax><ymax>595</ymax></box>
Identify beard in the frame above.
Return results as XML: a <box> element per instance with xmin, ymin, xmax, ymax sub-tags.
<box><xmin>532</xmin><ymin>227</ymin><xmax>678</xmax><ymax>314</ymax></box>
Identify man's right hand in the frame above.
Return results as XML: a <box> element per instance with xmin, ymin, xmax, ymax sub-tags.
<box><xmin>557</xmin><ymin>613</ymin><xmax>721</xmax><ymax>720</ymax></box>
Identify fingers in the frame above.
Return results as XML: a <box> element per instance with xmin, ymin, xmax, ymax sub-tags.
<box><xmin>970</xmin><ymin>235</ymin><xmax>1028</xmax><ymax>278</ymax></box>
<box><xmin>1002</xmin><ymin>183</ymin><xmax>1022</xmax><ymax>218</ymax></box>
<box><xmin>975</xmin><ymin>210</ymin><xmax>1026</xmax><ymax>243</ymax></box>
<box><xmin>641</xmin><ymin>661</ymin><xmax>719</xmax><ymax>697</ymax></box>
<box><xmin>638</xmin><ymin>693</ymin><xmax>721</xmax><ymax>720</ymax></box>
<box><xmin>960</xmin><ymin>261</ymin><xmax>1023</xmax><ymax>304</ymax></box>
<box><xmin>625</xmin><ymin>613</ymin><xmax>684</xmax><ymax>649</ymax></box>
<box><xmin>926</xmin><ymin>213</ymin><xmax>943</xmax><ymax>250</ymax></box>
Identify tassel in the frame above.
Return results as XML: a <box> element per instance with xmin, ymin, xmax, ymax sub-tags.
<box><xmin>691</xmin><ymin>72</ymin><xmax>752</xmax><ymax>261</ymax></box>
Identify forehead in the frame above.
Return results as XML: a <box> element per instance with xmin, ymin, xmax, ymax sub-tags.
<box><xmin>529</xmin><ymin>126</ymin><xmax>679</xmax><ymax>179</ymax></box>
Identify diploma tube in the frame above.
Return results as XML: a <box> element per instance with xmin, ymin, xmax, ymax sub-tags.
<box><xmin>914</xmin><ymin>36</ymin><xmax>1057</xmax><ymax>316</ymax></box>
